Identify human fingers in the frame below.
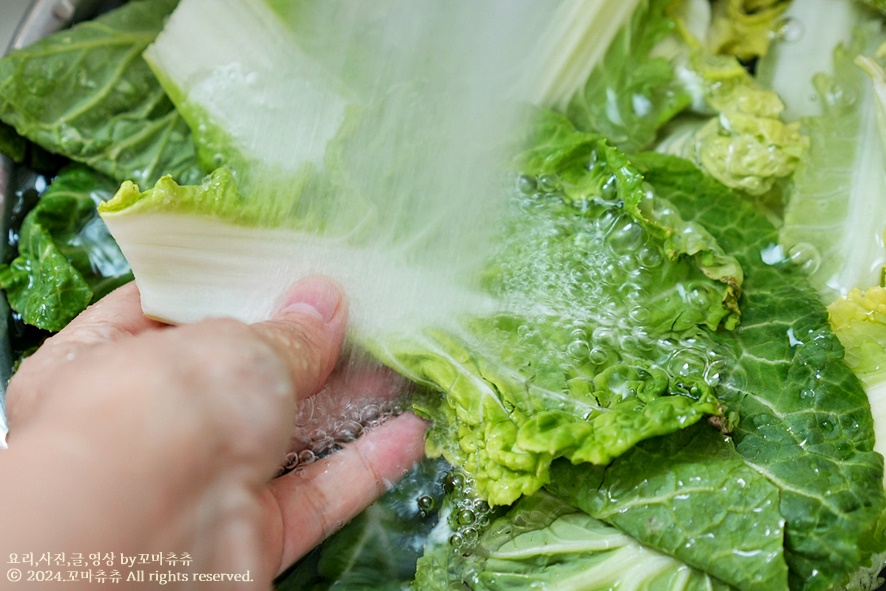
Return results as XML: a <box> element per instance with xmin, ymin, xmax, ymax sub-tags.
<box><xmin>250</xmin><ymin>274</ymin><xmax>348</xmax><ymax>404</ymax></box>
<box><xmin>268</xmin><ymin>411</ymin><xmax>427</xmax><ymax>572</ymax></box>
<box><xmin>17</xmin><ymin>276</ymin><xmax>347</xmax><ymax>472</ymax></box>
<box><xmin>0</xmin><ymin>276</ymin><xmax>352</xmax><ymax>580</ymax></box>
<box><xmin>6</xmin><ymin>281</ymin><xmax>163</xmax><ymax>428</ymax></box>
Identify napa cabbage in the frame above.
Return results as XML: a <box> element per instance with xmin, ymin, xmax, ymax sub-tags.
<box><xmin>0</xmin><ymin>165</ymin><xmax>130</xmax><ymax>331</ymax></box>
<box><xmin>760</xmin><ymin>0</ymin><xmax>886</xmax><ymax>301</ymax></box>
<box><xmin>651</xmin><ymin>0</ymin><xmax>809</xmax><ymax>202</ymax></box>
<box><xmin>98</xmin><ymin>0</ymin><xmax>886</xmax><ymax>585</ymax></box>
<box><xmin>0</xmin><ymin>0</ymin><xmax>885</xmax><ymax>590</ymax></box>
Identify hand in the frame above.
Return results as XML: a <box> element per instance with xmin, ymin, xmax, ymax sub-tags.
<box><xmin>0</xmin><ymin>277</ymin><xmax>427</xmax><ymax>589</ymax></box>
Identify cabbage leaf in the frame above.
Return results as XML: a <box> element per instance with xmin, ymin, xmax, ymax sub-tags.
<box><xmin>0</xmin><ymin>165</ymin><xmax>130</xmax><ymax>331</ymax></box>
<box><xmin>414</xmin><ymin>488</ymin><xmax>734</xmax><ymax>591</ymax></box>
<box><xmin>548</xmin><ymin>424</ymin><xmax>786</xmax><ymax>591</ymax></box>
<box><xmin>100</xmin><ymin>113</ymin><xmax>738</xmax><ymax>506</ymax></box>
<box><xmin>634</xmin><ymin>152</ymin><xmax>886</xmax><ymax>591</ymax></box>
<box><xmin>0</xmin><ymin>0</ymin><xmax>201</xmax><ymax>186</ymax></box>
<box><xmin>89</xmin><ymin>1</ymin><xmax>886</xmax><ymax>589</ymax></box>
<box><xmin>657</xmin><ymin>53</ymin><xmax>808</xmax><ymax>198</ymax></box>
<box><xmin>829</xmin><ymin>286</ymin><xmax>886</xmax><ymax>483</ymax></box>
<box><xmin>773</xmin><ymin>17</ymin><xmax>886</xmax><ymax>300</ymax></box>
<box><xmin>707</xmin><ymin>0</ymin><xmax>791</xmax><ymax>61</ymax></box>
<box><xmin>565</xmin><ymin>0</ymin><xmax>693</xmax><ymax>152</ymax></box>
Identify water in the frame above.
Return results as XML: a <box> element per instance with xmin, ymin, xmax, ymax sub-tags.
<box><xmin>277</xmin><ymin>348</ymin><xmax>411</xmax><ymax>475</ymax></box>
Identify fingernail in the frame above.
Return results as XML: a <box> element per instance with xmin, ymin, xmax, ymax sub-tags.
<box><xmin>278</xmin><ymin>276</ymin><xmax>343</xmax><ymax>323</ymax></box>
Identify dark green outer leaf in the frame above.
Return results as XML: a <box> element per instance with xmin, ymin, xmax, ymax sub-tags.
<box><xmin>634</xmin><ymin>152</ymin><xmax>886</xmax><ymax>591</ymax></box>
<box><xmin>276</xmin><ymin>458</ymin><xmax>446</xmax><ymax>591</ymax></box>
<box><xmin>0</xmin><ymin>121</ymin><xmax>26</xmax><ymax>162</ymax></box>
<box><xmin>0</xmin><ymin>165</ymin><xmax>131</xmax><ymax>331</ymax></box>
<box><xmin>0</xmin><ymin>0</ymin><xmax>202</xmax><ymax>186</ymax></box>
<box><xmin>548</xmin><ymin>424</ymin><xmax>787</xmax><ymax>591</ymax></box>
<box><xmin>0</xmin><ymin>121</ymin><xmax>64</xmax><ymax>172</ymax></box>
<box><xmin>415</xmin><ymin>488</ymin><xmax>736</xmax><ymax>591</ymax></box>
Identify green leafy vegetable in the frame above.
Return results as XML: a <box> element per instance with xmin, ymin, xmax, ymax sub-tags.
<box><xmin>566</xmin><ymin>0</ymin><xmax>693</xmax><ymax>152</ymax></box>
<box><xmin>0</xmin><ymin>0</ymin><xmax>202</xmax><ymax>186</ymax></box>
<box><xmin>757</xmin><ymin>1</ymin><xmax>886</xmax><ymax>299</ymax></box>
<box><xmin>100</xmin><ymin>113</ymin><xmax>740</xmax><ymax>506</ymax></box>
<box><xmin>414</xmin><ymin>488</ymin><xmax>733</xmax><ymax>591</ymax></box>
<box><xmin>777</xmin><ymin>25</ymin><xmax>886</xmax><ymax>301</ymax></box>
<box><xmin>278</xmin><ymin>459</ymin><xmax>446</xmax><ymax>591</ymax></box>
<box><xmin>5</xmin><ymin>0</ymin><xmax>883</xmax><ymax>589</ymax></box>
<box><xmin>830</xmin><ymin>286</ymin><xmax>886</xmax><ymax>387</ymax></box>
<box><xmin>0</xmin><ymin>165</ymin><xmax>131</xmax><ymax>331</ymax></box>
<box><xmin>0</xmin><ymin>121</ymin><xmax>27</xmax><ymax>164</ymax></box>
<box><xmin>859</xmin><ymin>0</ymin><xmax>886</xmax><ymax>15</ymax></box>
<box><xmin>0</xmin><ymin>121</ymin><xmax>63</xmax><ymax>172</ymax></box>
<box><xmin>829</xmin><ymin>286</ymin><xmax>886</xmax><ymax>489</ymax></box>
<box><xmin>548</xmin><ymin>424</ymin><xmax>786</xmax><ymax>591</ymax></box>
<box><xmin>657</xmin><ymin>53</ymin><xmax>808</xmax><ymax>198</ymax></box>
<box><xmin>707</xmin><ymin>0</ymin><xmax>791</xmax><ymax>61</ymax></box>
<box><xmin>635</xmin><ymin>152</ymin><xmax>886</xmax><ymax>591</ymax></box>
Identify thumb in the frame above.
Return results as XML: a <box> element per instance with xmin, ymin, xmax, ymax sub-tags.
<box><xmin>251</xmin><ymin>275</ymin><xmax>349</xmax><ymax>403</ymax></box>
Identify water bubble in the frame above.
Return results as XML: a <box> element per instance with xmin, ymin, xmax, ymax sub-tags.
<box><xmin>516</xmin><ymin>175</ymin><xmax>537</xmax><ymax>194</ymax></box>
<box><xmin>686</xmin><ymin>283</ymin><xmax>716</xmax><ymax>308</ymax></box>
<box><xmin>334</xmin><ymin>420</ymin><xmax>364</xmax><ymax>442</ymax></box>
<box><xmin>361</xmin><ymin>404</ymin><xmax>382</xmax><ymax>423</ymax></box>
<box><xmin>298</xmin><ymin>450</ymin><xmax>316</xmax><ymax>465</ymax></box>
<box><xmin>538</xmin><ymin>174</ymin><xmax>559</xmax><ymax>192</ymax></box>
<box><xmin>311</xmin><ymin>435</ymin><xmax>335</xmax><ymax>455</ymax></box>
<box><xmin>771</xmin><ymin>17</ymin><xmax>804</xmax><ymax>43</ymax></box>
<box><xmin>473</xmin><ymin>499</ymin><xmax>491</xmax><ymax>513</ymax></box>
<box><xmin>449</xmin><ymin>533</ymin><xmax>464</xmax><ymax>547</ymax></box>
<box><xmin>282</xmin><ymin>451</ymin><xmax>299</xmax><ymax>470</ymax></box>
<box><xmin>598</xmin><ymin>176</ymin><xmax>618</xmax><ymax>205</ymax></box>
<box><xmin>667</xmin><ymin>348</ymin><xmax>708</xmax><ymax>378</ymax></box>
<box><xmin>457</xmin><ymin>509</ymin><xmax>477</xmax><ymax>526</ymax></box>
<box><xmin>594</xmin><ymin>210</ymin><xmax>618</xmax><ymax>233</ymax></box>
<box><xmin>516</xmin><ymin>324</ymin><xmax>538</xmax><ymax>344</ymax></box>
<box><xmin>570</xmin><ymin>327</ymin><xmax>588</xmax><ymax>340</ymax></box>
<box><xmin>460</xmin><ymin>527</ymin><xmax>480</xmax><ymax>546</ymax></box>
<box><xmin>607</xmin><ymin>220</ymin><xmax>645</xmax><ymax>254</ymax></box>
<box><xmin>628</xmin><ymin>306</ymin><xmax>650</xmax><ymax>324</ymax></box>
<box><xmin>704</xmin><ymin>357</ymin><xmax>726</xmax><ymax>386</ymax></box>
<box><xmin>589</xmin><ymin>346</ymin><xmax>611</xmax><ymax>365</ymax></box>
<box><xmin>617</xmin><ymin>280</ymin><xmax>644</xmax><ymax>302</ymax></box>
<box><xmin>567</xmin><ymin>340</ymin><xmax>591</xmax><ymax>359</ymax></box>
<box><xmin>417</xmin><ymin>495</ymin><xmax>436</xmax><ymax>511</ymax></box>
<box><xmin>637</xmin><ymin>245</ymin><xmax>664</xmax><ymax>268</ymax></box>
<box><xmin>592</xmin><ymin>327</ymin><xmax>617</xmax><ymax>347</ymax></box>
<box><xmin>787</xmin><ymin>242</ymin><xmax>821</xmax><ymax>274</ymax></box>
<box><xmin>447</xmin><ymin>471</ymin><xmax>466</xmax><ymax>491</ymax></box>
